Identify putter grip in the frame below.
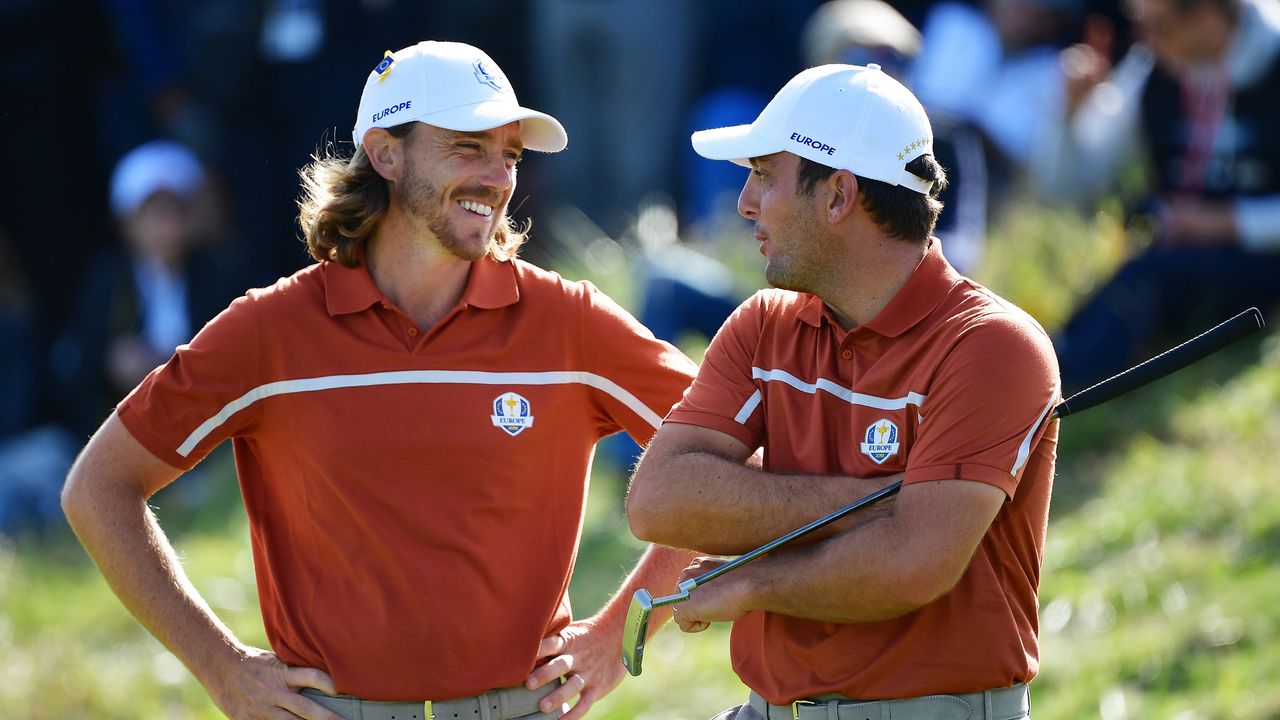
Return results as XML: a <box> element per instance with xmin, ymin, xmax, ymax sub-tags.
<box><xmin>1055</xmin><ymin>307</ymin><xmax>1264</xmax><ymax>420</ymax></box>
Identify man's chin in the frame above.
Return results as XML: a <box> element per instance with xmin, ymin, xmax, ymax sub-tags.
<box><xmin>442</xmin><ymin>233</ymin><xmax>491</xmax><ymax>262</ymax></box>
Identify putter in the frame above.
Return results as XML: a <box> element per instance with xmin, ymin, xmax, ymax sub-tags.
<box><xmin>622</xmin><ymin>307</ymin><xmax>1265</xmax><ymax>676</ymax></box>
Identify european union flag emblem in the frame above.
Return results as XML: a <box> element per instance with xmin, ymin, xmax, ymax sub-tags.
<box><xmin>374</xmin><ymin>50</ymin><xmax>395</xmax><ymax>79</ymax></box>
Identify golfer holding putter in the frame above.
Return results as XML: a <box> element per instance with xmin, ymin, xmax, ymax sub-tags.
<box><xmin>627</xmin><ymin>64</ymin><xmax>1059</xmax><ymax>720</ymax></box>
<box><xmin>62</xmin><ymin>41</ymin><xmax>697</xmax><ymax>720</ymax></box>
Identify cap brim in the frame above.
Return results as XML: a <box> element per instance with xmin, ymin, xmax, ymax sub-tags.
<box><xmin>691</xmin><ymin>124</ymin><xmax>781</xmax><ymax>168</ymax></box>
<box><xmin>419</xmin><ymin>100</ymin><xmax>568</xmax><ymax>152</ymax></box>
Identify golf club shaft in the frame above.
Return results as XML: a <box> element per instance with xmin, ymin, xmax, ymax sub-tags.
<box><xmin>675</xmin><ymin>306</ymin><xmax>1266</xmax><ymax>593</ymax></box>
<box><xmin>1054</xmin><ymin>307</ymin><xmax>1264</xmax><ymax>419</ymax></box>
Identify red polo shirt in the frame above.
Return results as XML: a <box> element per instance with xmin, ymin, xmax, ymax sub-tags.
<box><xmin>118</xmin><ymin>256</ymin><xmax>697</xmax><ymax>701</ymax></box>
<box><xmin>667</xmin><ymin>242</ymin><xmax>1059</xmax><ymax>702</ymax></box>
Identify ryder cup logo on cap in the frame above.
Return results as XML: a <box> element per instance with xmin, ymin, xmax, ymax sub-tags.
<box><xmin>690</xmin><ymin>64</ymin><xmax>935</xmax><ymax>194</ymax></box>
<box><xmin>353</xmin><ymin>40</ymin><xmax>567</xmax><ymax>153</ymax></box>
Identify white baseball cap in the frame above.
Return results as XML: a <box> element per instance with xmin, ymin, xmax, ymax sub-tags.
<box><xmin>353</xmin><ymin>40</ymin><xmax>567</xmax><ymax>153</ymax></box>
<box><xmin>691</xmin><ymin>64</ymin><xmax>935</xmax><ymax>194</ymax></box>
<box><xmin>109</xmin><ymin>140</ymin><xmax>206</xmax><ymax>218</ymax></box>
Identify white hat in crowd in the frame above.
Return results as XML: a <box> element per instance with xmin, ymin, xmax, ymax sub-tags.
<box><xmin>353</xmin><ymin>40</ymin><xmax>567</xmax><ymax>153</ymax></box>
<box><xmin>109</xmin><ymin>140</ymin><xmax>206</xmax><ymax>218</ymax></box>
<box><xmin>691</xmin><ymin>64</ymin><xmax>935</xmax><ymax>195</ymax></box>
<box><xmin>802</xmin><ymin>0</ymin><xmax>922</xmax><ymax>67</ymax></box>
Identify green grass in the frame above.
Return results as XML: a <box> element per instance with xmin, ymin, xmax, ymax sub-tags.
<box><xmin>6</xmin><ymin>199</ymin><xmax>1278</xmax><ymax>719</ymax></box>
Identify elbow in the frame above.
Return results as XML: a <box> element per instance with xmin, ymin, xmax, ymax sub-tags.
<box><xmin>624</xmin><ymin>480</ymin><xmax>659</xmax><ymax>543</ymax></box>
<box><xmin>626</xmin><ymin>506</ymin><xmax>667</xmax><ymax>545</ymax></box>
<box><xmin>60</xmin><ymin>467</ymin><xmax>89</xmax><ymax>530</ymax></box>
<box><xmin>624</xmin><ymin>467</ymin><xmax>674</xmax><ymax>544</ymax></box>
<box><xmin>891</xmin><ymin>562</ymin><xmax>965</xmax><ymax>613</ymax></box>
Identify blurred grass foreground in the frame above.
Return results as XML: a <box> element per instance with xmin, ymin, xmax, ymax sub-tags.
<box><xmin>3</xmin><ymin>203</ymin><xmax>1279</xmax><ymax>719</ymax></box>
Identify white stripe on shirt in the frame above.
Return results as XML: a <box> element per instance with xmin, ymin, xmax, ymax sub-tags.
<box><xmin>1010</xmin><ymin>394</ymin><xmax>1058</xmax><ymax>477</ymax></box>
<box><xmin>732</xmin><ymin>367</ymin><xmax>928</xmax><ymax>423</ymax></box>
<box><xmin>177</xmin><ymin>370</ymin><xmax>664</xmax><ymax>457</ymax></box>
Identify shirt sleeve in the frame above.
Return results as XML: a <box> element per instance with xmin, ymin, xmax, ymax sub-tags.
<box><xmin>116</xmin><ymin>291</ymin><xmax>263</xmax><ymax>484</ymax></box>
<box><xmin>904</xmin><ymin>311</ymin><xmax>1061</xmax><ymax>498</ymax></box>
<box><xmin>578</xmin><ymin>282</ymin><xmax>698</xmax><ymax>446</ymax></box>
<box><xmin>664</xmin><ymin>292</ymin><xmax>767</xmax><ymax>449</ymax></box>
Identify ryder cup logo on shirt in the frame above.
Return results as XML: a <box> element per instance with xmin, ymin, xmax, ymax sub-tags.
<box><xmin>491</xmin><ymin>391</ymin><xmax>534</xmax><ymax>436</ymax></box>
<box><xmin>860</xmin><ymin>419</ymin><xmax>901</xmax><ymax>464</ymax></box>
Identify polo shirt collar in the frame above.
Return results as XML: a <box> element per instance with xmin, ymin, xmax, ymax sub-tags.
<box><xmin>324</xmin><ymin>259</ymin><xmax>382</xmax><ymax>316</ymax></box>
<box><xmin>462</xmin><ymin>255</ymin><xmax>521</xmax><ymax>309</ymax></box>
<box><xmin>324</xmin><ymin>255</ymin><xmax>520</xmax><ymax>317</ymax></box>
<box><xmin>797</xmin><ymin>240</ymin><xmax>960</xmax><ymax>337</ymax></box>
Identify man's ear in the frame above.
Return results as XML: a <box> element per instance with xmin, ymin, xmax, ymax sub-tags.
<box><xmin>823</xmin><ymin>170</ymin><xmax>860</xmax><ymax>225</ymax></box>
<box><xmin>363</xmin><ymin>128</ymin><xmax>404</xmax><ymax>182</ymax></box>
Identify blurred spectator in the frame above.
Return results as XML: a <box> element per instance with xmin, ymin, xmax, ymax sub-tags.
<box><xmin>804</xmin><ymin>0</ymin><xmax>992</xmax><ymax>273</ymax></box>
<box><xmin>912</xmin><ymin>0</ymin><xmax>1086</xmax><ymax>196</ymax></box>
<box><xmin>680</xmin><ymin>0</ymin><xmax>823</xmax><ymax>231</ymax></box>
<box><xmin>1043</xmin><ymin>0</ymin><xmax>1280</xmax><ymax>392</ymax></box>
<box><xmin>51</xmin><ymin>141</ymin><xmax>246</xmax><ymax>436</ymax></box>
<box><xmin>530</xmin><ymin>0</ymin><xmax>698</xmax><ymax>238</ymax></box>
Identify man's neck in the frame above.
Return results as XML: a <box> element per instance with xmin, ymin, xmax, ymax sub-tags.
<box><xmin>823</xmin><ymin>235</ymin><xmax>928</xmax><ymax>332</ymax></box>
<box><xmin>365</xmin><ymin>212</ymin><xmax>474</xmax><ymax>332</ymax></box>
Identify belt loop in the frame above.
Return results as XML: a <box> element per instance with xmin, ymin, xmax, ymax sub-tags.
<box><xmin>478</xmin><ymin>690</ymin><xmax>493</xmax><ymax>720</ymax></box>
<box><xmin>495</xmin><ymin>687</ymin><xmax>508</xmax><ymax>720</ymax></box>
<box><xmin>825</xmin><ymin>700</ymin><xmax>838</xmax><ymax>720</ymax></box>
<box><xmin>983</xmin><ymin>689</ymin><xmax>993</xmax><ymax>720</ymax></box>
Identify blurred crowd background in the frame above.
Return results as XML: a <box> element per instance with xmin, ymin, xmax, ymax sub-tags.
<box><xmin>2</xmin><ymin>0</ymin><xmax>1278</xmax><ymax>536</ymax></box>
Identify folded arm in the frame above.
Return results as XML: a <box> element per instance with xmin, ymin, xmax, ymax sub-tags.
<box><xmin>626</xmin><ymin>422</ymin><xmax>900</xmax><ymax>554</ymax></box>
<box><xmin>671</xmin><ymin>478</ymin><xmax>1007</xmax><ymax>629</ymax></box>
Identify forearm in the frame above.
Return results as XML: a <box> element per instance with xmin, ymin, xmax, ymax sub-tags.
<box><xmin>593</xmin><ymin>544</ymin><xmax>700</xmax><ymax>636</ymax></box>
<box><xmin>701</xmin><ymin>480</ymin><xmax>1003</xmax><ymax>625</ymax></box>
<box><xmin>63</xmin><ymin>481</ymin><xmax>246</xmax><ymax>687</ymax></box>
<box><xmin>735</xmin><ymin>515</ymin><xmax>931</xmax><ymax>624</ymax></box>
<box><xmin>628</xmin><ymin>444</ymin><xmax>898</xmax><ymax>554</ymax></box>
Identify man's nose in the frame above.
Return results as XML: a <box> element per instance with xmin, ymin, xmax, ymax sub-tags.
<box><xmin>737</xmin><ymin>177</ymin><xmax>760</xmax><ymax>220</ymax></box>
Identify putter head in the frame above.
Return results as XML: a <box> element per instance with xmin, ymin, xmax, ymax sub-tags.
<box><xmin>621</xmin><ymin>588</ymin><xmax>654</xmax><ymax>676</ymax></box>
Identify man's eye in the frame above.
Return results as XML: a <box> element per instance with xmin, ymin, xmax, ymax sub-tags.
<box><xmin>505</xmin><ymin>151</ymin><xmax>524</xmax><ymax>164</ymax></box>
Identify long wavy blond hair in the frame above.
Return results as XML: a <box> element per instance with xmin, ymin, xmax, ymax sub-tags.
<box><xmin>297</xmin><ymin>124</ymin><xmax>526</xmax><ymax>267</ymax></box>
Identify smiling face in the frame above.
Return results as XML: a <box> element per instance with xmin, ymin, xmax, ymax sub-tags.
<box><xmin>738</xmin><ymin>152</ymin><xmax>840</xmax><ymax>294</ymax></box>
<box><xmin>395</xmin><ymin>121</ymin><xmax>524</xmax><ymax>261</ymax></box>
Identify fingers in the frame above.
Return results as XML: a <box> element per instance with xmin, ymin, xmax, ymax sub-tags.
<box><xmin>536</xmin><ymin>633</ymin><xmax>567</xmax><ymax>659</ymax></box>
<box><xmin>558</xmin><ymin>679</ymin><xmax>597</xmax><ymax>720</ymax></box>
<box><xmin>274</xmin><ymin>691</ymin><xmax>345</xmax><ymax>720</ymax></box>
<box><xmin>525</xmin><ymin>652</ymin><xmax>573</xmax><ymax>690</ymax></box>
<box><xmin>539</xmin><ymin>672</ymin><xmax>586</xmax><ymax>714</ymax></box>
<box><xmin>673</xmin><ymin>607</ymin><xmax>710</xmax><ymax>634</ymax></box>
<box><xmin>284</xmin><ymin>666</ymin><xmax>337</xmax><ymax>695</ymax></box>
<box><xmin>675</xmin><ymin>616</ymin><xmax>710</xmax><ymax>633</ymax></box>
